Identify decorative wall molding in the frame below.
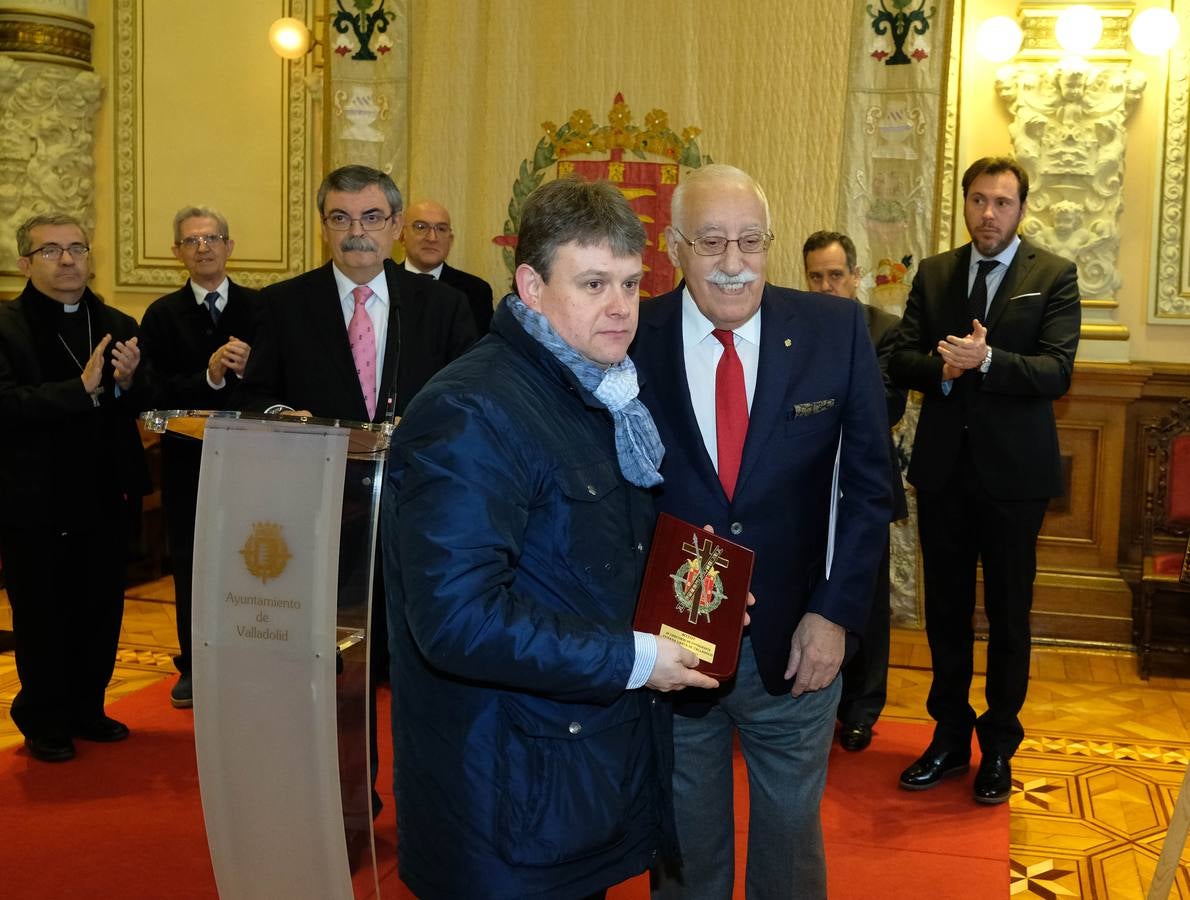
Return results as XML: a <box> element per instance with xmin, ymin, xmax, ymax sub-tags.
<box><xmin>1154</xmin><ymin>1</ymin><xmax>1190</xmax><ymax>323</ymax></box>
<box><xmin>0</xmin><ymin>6</ymin><xmax>92</xmax><ymax>68</ymax></box>
<box><xmin>112</xmin><ymin>0</ymin><xmax>313</xmax><ymax>289</ymax></box>
<box><xmin>0</xmin><ymin>53</ymin><xmax>101</xmax><ymax>276</ymax></box>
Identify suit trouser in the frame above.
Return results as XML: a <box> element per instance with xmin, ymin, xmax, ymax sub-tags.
<box><xmin>916</xmin><ymin>446</ymin><xmax>1049</xmax><ymax>758</ymax></box>
<box><xmin>837</xmin><ymin>538</ymin><xmax>891</xmax><ymax>727</ymax></box>
<box><xmin>161</xmin><ymin>433</ymin><xmax>202</xmax><ymax>676</ymax></box>
<box><xmin>656</xmin><ymin>636</ymin><xmax>839</xmax><ymax>900</ymax></box>
<box><xmin>1</xmin><ymin>509</ymin><xmax>128</xmax><ymax>740</ymax></box>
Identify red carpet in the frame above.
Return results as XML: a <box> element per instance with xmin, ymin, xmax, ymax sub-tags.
<box><xmin>0</xmin><ymin>682</ymin><xmax>1007</xmax><ymax>898</ymax></box>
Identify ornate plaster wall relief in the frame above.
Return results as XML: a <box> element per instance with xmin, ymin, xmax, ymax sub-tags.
<box><xmin>997</xmin><ymin>58</ymin><xmax>1144</xmax><ymax>309</ymax></box>
<box><xmin>0</xmin><ymin>47</ymin><xmax>101</xmax><ymax>276</ymax></box>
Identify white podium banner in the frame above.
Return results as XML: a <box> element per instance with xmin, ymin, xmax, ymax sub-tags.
<box><xmin>192</xmin><ymin>418</ymin><xmax>353</xmax><ymax>900</ymax></box>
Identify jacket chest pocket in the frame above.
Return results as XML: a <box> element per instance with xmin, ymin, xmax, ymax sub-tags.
<box><xmin>554</xmin><ymin>462</ymin><xmax>634</xmax><ymax>601</ymax></box>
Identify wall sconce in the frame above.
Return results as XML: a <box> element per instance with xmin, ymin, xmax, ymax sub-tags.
<box><xmin>1055</xmin><ymin>4</ymin><xmax>1104</xmax><ymax>55</ymax></box>
<box><xmin>976</xmin><ymin>4</ymin><xmax>1182</xmax><ymax>63</ymax></box>
<box><xmin>975</xmin><ymin>16</ymin><xmax>1025</xmax><ymax>62</ymax></box>
<box><xmin>1130</xmin><ymin>7</ymin><xmax>1181</xmax><ymax>56</ymax></box>
<box><xmin>269</xmin><ymin>17</ymin><xmax>312</xmax><ymax>59</ymax></box>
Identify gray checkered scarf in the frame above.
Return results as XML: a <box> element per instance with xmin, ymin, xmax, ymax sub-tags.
<box><xmin>506</xmin><ymin>293</ymin><xmax>664</xmax><ymax>488</ymax></box>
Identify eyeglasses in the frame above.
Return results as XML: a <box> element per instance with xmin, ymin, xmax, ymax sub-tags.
<box><xmin>674</xmin><ymin>229</ymin><xmax>773</xmax><ymax>257</ymax></box>
<box><xmin>410</xmin><ymin>221</ymin><xmax>452</xmax><ymax>237</ymax></box>
<box><xmin>26</xmin><ymin>243</ymin><xmax>90</xmax><ymax>261</ymax></box>
<box><xmin>177</xmin><ymin>234</ymin><xmax>227</xmax><ymax>249</ymax></box>
<box><xmin>322</xmin><ymin>211</ymin><xmax>393</xmax><ymax>232</ymax></box>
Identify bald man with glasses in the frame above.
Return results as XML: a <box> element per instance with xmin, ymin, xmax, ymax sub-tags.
<box><xmin>400</xmin><ymin>200</ymin><xmax>495</xmax><ymax>335</ymax></box>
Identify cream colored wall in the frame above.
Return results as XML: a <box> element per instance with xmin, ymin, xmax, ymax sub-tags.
<box><xmin>402</xmin><ymin>0</ymin><xmax>853</xmax><ymax>298</ymax></box>
<box><xmin>955</xmin><ymin>0</ymin><xmax>1190</xmax><ymax>363</ymax></box>
<box><xmin>90</xmin><ymin>1</ymin><xmax>308</xmax><ymax>321</ymax></box>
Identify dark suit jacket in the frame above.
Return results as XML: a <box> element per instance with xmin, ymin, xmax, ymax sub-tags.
<box><xmin>236</xmin><ymin>258</ymin><xmax>477</xmax><ymax>422</ymax></box>
<box><xmin>0</xmin><ymin>285</ymin><xmax>150</xmax><ymax>530</ymax></box>
<box><xmin>632</xmin><ymin>285</ymin><xmax>893</xmax><ymax>695</ymax></box>
<box><xmin>888</xmin><ymin>238</ymin><xmax>1080</xmax><ymax>500</ymax></box>
<box><xmin>863</xmin><ymin>303</ymin><xmax>909</xmax><ymax>521</ymax></box>
<box><xmin>139</xmin><ymin>278</ymin><xmax>261</xmax><ymax>410</ymax></box>
<box><xmin>440</xmin><ymin>262</ymin><xmax>495</xmax><ymax>336</ymax></box>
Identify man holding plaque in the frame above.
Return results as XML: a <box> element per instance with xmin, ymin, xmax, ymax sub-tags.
<box><xmin>633</xmin><ymin>165</ymin><xmax>893</xmax><ymax>899</ymax></box>
<box><xmin>381</xmin><ymin>178</ymin><xmax>716</xmax><ymax>899</ymax></box>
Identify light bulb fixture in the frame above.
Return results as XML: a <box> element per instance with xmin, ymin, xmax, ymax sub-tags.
<box><xmin>1055</xmin><ymin>5</ymin><xmax>1104</xmax><ymax>55</ymax></box>
<box><xmin>269</xmin><ymin>17</ymin><xmax>312</xmax><ymax>60</ymax></box>
<box><xmin>975</xmin><ymin>16</ymin><xmax>1025</xmax><ymax>63</ymax></box>
<box><xmin>1130</xmin><ymin>7</ymin><xmax>1181</xmax><ymax>57</ymax></box>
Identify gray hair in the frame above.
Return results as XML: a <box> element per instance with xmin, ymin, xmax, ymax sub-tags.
<box><xmin>317</xmin><ymin>164</ymin><xmax>403</xmax><ymax>216</ymax></box>
<box><xmin>515</xmin><ymin>177</ymin><xmax>646</xmax><ymax>283</ymax></box>
<box><xmin>17</xmin><ymin>213</ymin><xmax>87</xmax><ymax>257</ymax></box>
<box><xmin>671</xmin><ymin>163</ymin><xmax>771</xmax><ymax>234</ymax></box>
<box><xmin>173</xmin><ymin>206</ymin><xmax>231</xmax><ymax>244</ymax></box>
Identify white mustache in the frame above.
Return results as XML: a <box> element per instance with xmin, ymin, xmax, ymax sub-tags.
<box><xmin>707</xmin><ymin>269</ymin><xmax>758</xmax><ymax>287</ymax></box>
<box><xmin>341</xmin><ymin>235</ymin><xmax>377</xmax><ymax>252</ymax></box>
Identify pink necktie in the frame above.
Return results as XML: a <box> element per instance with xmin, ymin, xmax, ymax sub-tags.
<box><xmin>712</xmin><ymin>328</ymin><xmax>748</xmax><ymax>500</ymax></box>
<box><xmin>348</xmin><ymin>285</ymin><xmax>377</xmax><ymax>420</ymax></box>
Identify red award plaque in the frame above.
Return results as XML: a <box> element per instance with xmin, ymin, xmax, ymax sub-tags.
<box><xmin>633</xmin><ymin>513</ymin><xmax>755</xmax><ymax>679</ymax></box>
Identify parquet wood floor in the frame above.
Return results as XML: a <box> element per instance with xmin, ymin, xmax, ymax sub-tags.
<box><xmin>2</xmin><ymin>580</ymin><xmax>1190</xmax><ymax>897</ymax></box>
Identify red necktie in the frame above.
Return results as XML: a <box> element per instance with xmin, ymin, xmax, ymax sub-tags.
<box><xmin>712</xmin><ymin>328</ymin><xmax>748</xmax><ymax>500</ymax></box>
<box><xmin>348</xmin><ymin>285</ymin><xmax>377</xmax><ymax>420</ymax></box>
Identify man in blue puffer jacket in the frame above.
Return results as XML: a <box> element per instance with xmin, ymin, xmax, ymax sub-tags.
<box><xmin>381</xmin><ymin>177</ymin><xmax>718</xmax><ymax>899</ymax></box>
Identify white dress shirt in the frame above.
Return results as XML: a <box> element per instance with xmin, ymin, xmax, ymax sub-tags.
<box><xmin>680</xmin><ymin>286</ymin><xmax>761</xmax><ymax>472</ymax></box>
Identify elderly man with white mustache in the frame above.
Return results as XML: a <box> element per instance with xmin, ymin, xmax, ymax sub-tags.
<box><xmin>632</xmin><ymin>164</ymin><xmax>893</xmax><ymax>900</ymax></box>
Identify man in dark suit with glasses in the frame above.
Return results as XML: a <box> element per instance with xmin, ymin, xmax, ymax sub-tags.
<box><xmin>400</xmin><ymin>199</ymin><xmax>494</xmax><ymax>336</ymax></box>
<box><xmin>237</xmin><ymin>164</ymin><xmax>476</xmax><ymax>817</ymax></box>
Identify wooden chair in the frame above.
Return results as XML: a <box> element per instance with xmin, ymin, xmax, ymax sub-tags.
<box><xmin>1138</xmin><ymin>398</ymin><xmax>1190</xmax><ymax>679</ymax></box>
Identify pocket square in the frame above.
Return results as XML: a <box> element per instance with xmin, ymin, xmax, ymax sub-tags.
<box><xmin>1009</xmin><ymin>292</ymin><xmax>1042</xmax><ymax>301</ymax></box>
<box><xmin>791</xmin><ymin>399</ymin><xmax>836</xmax><ymax>418</ymax></box>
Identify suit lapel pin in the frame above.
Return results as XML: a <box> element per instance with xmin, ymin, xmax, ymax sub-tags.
<box><xmin>784</xmin><ymin>338</ymin><xmax>792</xmax><ymax>348</ymax></box>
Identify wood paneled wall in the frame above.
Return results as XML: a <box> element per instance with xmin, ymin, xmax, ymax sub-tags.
<box><xmin>974</xmin><ymin>362</ymin><xmax>1190</xmax><ymax>648</ymax></box>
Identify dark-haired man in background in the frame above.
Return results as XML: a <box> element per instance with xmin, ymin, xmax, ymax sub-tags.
<box><xmin>890</xmin><ymin>156</ymin><xmax>1080</xmax><ymax>805</ymax></box>
<box><xmin>802</xmin><ymin>229</ymin><xmax>907</xmax><ymax>753</ymax></box>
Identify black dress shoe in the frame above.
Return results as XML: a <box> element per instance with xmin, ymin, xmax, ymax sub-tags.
<box><xmin>839</xmin><ymin>721</ymin><xmax>873</xmax><ymax>752</ymax></box>
<box><xmin>73</xmin><ymin>716</ymin><xmax>130</xmax><ymax>743</ymax></box>
<box><xmin>973</xmin><ymin>753</ymin><xmax>1013</xmax><ymax>804</ymax></box>
<box><xmin>170</xmin><ymin>673</ymin><xmax>193</xmax><ymax>709</ymax></box>
<box><xmin>26</xmin><ymin>735</ymin><xmax>76</xmax><ymax>763</ymax></box>
<box><xmin>898</xmin><ymin>747</ymin><xmax>970</xmax><ymax>791</ymax></box>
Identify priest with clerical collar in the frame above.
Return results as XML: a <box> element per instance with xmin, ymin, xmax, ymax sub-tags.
<box><xmin>0</xmin><ymin>212</ymin><xmax>151</xmax><ymax>764</ymax></box>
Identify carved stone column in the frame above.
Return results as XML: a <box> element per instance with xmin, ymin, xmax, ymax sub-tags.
<box><xmin>997</xmin><ymin>59</ymin><xmax>1145</xmax><ymax>362</ymax></box>
<box><xmin>0</xmin><ymin>1</ymin><xmax>101</xmax><ymax>282</ymax></box>
<box><xmin>324</xmin><ymin>0</ymin><xmax>408</xmax><ymax>192</ymax></box>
